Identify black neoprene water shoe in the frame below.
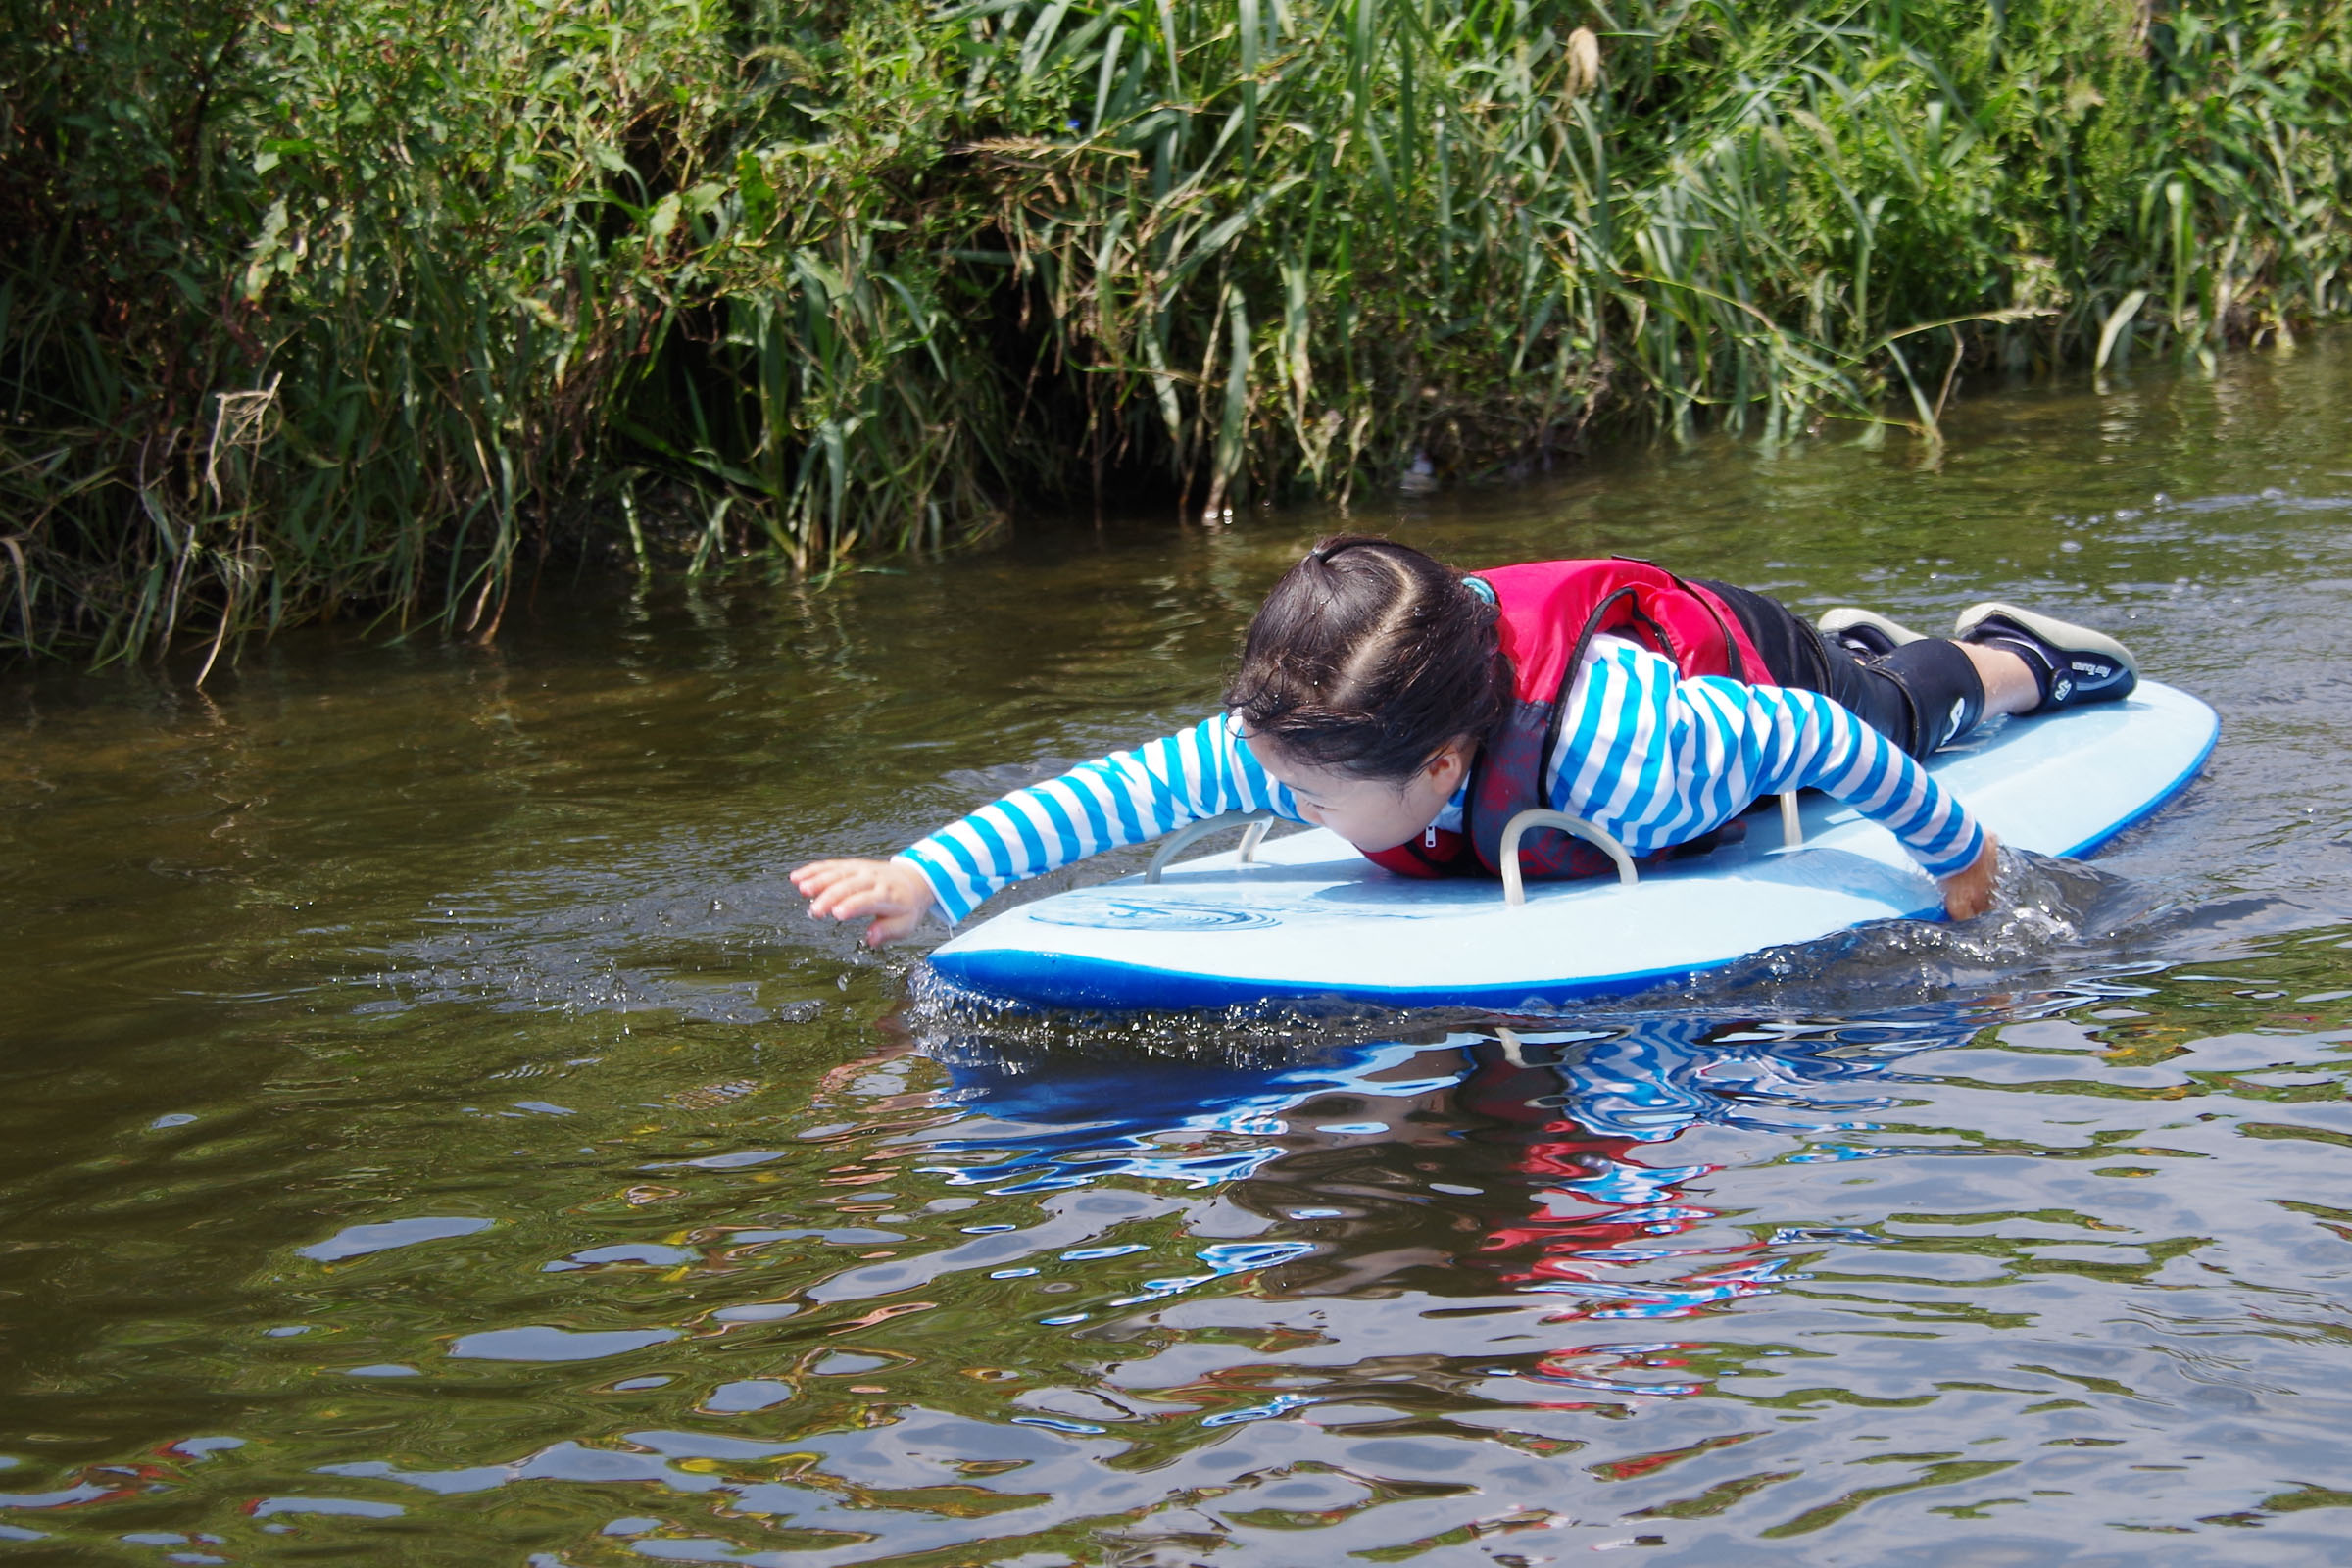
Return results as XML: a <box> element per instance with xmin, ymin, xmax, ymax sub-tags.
<box><xmin>1816</xmin><ymin>607</ymin><xmax>1930</xmax><ymax>660</ymax></box>
<box><xmin>1953</xmin><ymin>602</ymin><xmax>2137</xmax><ymax>712</ymax></box>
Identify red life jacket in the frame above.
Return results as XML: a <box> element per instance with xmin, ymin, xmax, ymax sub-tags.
<box><xmin>1361</xmin><ymin>559</ymin><xmax>1769</xmax><ymax>882</ymax></box>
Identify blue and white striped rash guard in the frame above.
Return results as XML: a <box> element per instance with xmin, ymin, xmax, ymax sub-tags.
<box><xmin>898</xmin><ymin>635</ymin><xmax>1985</xmax><ymax>925</ymax></box>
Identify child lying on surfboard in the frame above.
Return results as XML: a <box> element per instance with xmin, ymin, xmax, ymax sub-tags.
<box><xmin>795</xmin><ymin>537</ymin><xmax>2136</xmax><ymax>944</ymax></box>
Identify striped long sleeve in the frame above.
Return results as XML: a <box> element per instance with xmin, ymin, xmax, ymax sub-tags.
<box><xmin>1549</xmin><ymin>639</ymin><xmax>1984</xmax><ymax>877</ymax></box>
<box><xmin>898</xmin><ymin>716</ymin><xmax>1302</xmax><ymax>923</ymax></box>
<box><xmin>896</xmin><ymin>640</ymin><xmax>1984</xmax><ymax>925</ymax></box>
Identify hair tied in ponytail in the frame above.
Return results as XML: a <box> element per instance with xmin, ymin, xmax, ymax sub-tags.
<box><xmin>1225</xmin><ymin>535</ymin><xmax>1508</xmax><ymax>781</ymax></box>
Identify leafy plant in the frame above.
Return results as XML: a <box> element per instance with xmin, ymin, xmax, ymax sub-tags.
<box><xmin>3</xmin><ymin>0</ymin><xmax>2347</xmax><ymax>665</ymax></box>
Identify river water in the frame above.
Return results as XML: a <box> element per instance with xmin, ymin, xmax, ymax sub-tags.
<box><xmin>5</xmin><ymin>342</ymin><xmax>2352</xmax><ymax>1566</ymax></box>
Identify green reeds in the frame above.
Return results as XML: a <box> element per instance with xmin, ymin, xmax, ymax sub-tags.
<box><xmin>3</xmin><ymin>0</ymin><xmax>728</xmax><ymax>662</ymax></box>
<box><xmin>4</xmin><ymin>0</ymin><xmax>2349</xmax><ymax>664</ymax></box>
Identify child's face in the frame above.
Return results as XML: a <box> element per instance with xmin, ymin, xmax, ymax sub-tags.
<box><xmin>1249</xmin><ymin>736</ymin><xmax>1472</xmax><ymax>854</ymax></box>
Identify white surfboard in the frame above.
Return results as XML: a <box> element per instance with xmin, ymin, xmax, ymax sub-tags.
<box><xmin>925</xmin><ymin>680</ymin><xmax>2218</xmax><ymax>1010</ymax></box>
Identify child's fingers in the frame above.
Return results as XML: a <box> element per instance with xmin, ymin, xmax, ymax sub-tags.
<box><xmin>862</xmin><ymin>908</ymin><xmax>924</xmax><ymax>946</ymax></box>
<box><xmin>793</xmin><ymin>864</ymin><xmax>860</xmax><ymax>915</ymax></box>
<box><xmin>790</xmin><ymin>859</ymin><xmax>863</xmax><ymax>895</ymax></box>
<box><xmin>794</xmin><ymin>858</ymin><xmax>932</xmax><ymax>944</ymax></box>
<box><xmin>808</xmin><ymin>878</ymin><xmax>891</xmax><ymax>921</ymax></box>
<box><xmin>794</xmin><ymin>861</ymin><xmax>888</xmax><ymax>912</ymax></box>
<box><xmin>1938</xmin><ymin>834</ymin><xmax>2000</xmax><ymax>921</ymax></box>
<box><xmin>825</xmin><ymin>885</ymin><xmax>900</xmax><ymax>922</ymax></box>
<box><xmin>797</xmin><ymin>860</ymin><xmax>926</xmax><ymax>925</ymax></box>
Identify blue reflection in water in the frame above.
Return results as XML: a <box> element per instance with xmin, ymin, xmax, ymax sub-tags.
<box><xmin>909</xmin><ymin>1036</ymin><xmax>1471</xmax><ymax>1193</ymax></box>
<box><xmin>913</xmin><ymin>1011</ymin><xmax>1956</xmax><ymax>1181</ymax></box>
<box><xmin>904</xmin><ymin>1006</ymin><xmax>1981</xmax><ymax>1334</ymax></box>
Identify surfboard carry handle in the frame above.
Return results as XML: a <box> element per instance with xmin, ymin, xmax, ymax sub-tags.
<box><xmin>1146</xmin><ymin>809</ymin><xmax>1275</xmax><ymax>883</ymax></box>
<box><xmin>1779</xmin><ymin>790</ymin><xmax>1802</xmax><ymax>847</ymax></box>
<box><xmin>1499</xmin><ymin>809</ymin><xmax>1638</xmax><ymax>906</ymax></box>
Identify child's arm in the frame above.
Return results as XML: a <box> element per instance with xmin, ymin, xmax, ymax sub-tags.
<box><xmin>798</xmin><ymin>715</ymin><xmax>1301</xmax><ymax>943</ymax></box>
<box><xmin>1551</xmin><ymin>645</ymin><xmax>1992</xmax><ymax>918</ymax></box>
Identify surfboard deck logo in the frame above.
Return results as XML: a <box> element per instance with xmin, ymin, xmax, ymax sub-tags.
<box><xmin>1026</xmin><ymin>898</ymin><xmax>1281</xmax><ymax>932</ymax></box>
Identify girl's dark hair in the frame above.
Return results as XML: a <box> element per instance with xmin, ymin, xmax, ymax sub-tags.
<box><xmin>1223</xmin><ymin>534</ymin><xmax>1507</xmax><ymax>780</ymax></box>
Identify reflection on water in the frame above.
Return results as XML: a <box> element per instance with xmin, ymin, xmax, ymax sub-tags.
<box><xmin>7</xmin><ymin>341</ymin><xmax>2352</xmax><ymax>1562</ymax></box>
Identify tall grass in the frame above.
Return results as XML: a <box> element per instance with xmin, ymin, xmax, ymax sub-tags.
<box><xmin>4</xmin><ymin>0</ymin><xmax>2349</xmax><ymax>664</ymax></box>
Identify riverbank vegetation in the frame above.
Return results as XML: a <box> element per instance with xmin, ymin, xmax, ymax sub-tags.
<box><xmin>5</xmin><ymin>0</ymin><xmax>2348</xmax><ymax>664</ymax></box>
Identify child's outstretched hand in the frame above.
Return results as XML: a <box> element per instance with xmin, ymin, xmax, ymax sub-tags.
<box><xmin>1937</xmin><ymin>833</ymin><xmax>2001</xmax><ymax>921</ymax></box>
<box><xmin>793</xmin><ymin>858</ymin><xmax>936</xmax><ymax>946</ymax></box>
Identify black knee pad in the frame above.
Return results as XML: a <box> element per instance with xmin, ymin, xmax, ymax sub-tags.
<box><xmin>1877</xmin><ymin>638</ymin><xmax>1985</xmax><ymax>755</ymax></box>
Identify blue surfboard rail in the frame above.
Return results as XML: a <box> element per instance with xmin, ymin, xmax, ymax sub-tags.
<box><xmin>926</xmin><ymin>681</ymin><xmax>2219</xmax><ymax>1012</ymax></box>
